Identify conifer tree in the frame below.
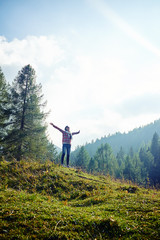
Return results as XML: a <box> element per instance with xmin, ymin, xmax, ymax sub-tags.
<box><xmin>116</xmin><ymin>147</ymin><xmax>125</xmax><ymax>178</ymax></box>
<box><xmin>150</xmin><ymin>132</ymin><xmax>160</xmax><ymax>165</ymax></box>
<box><xmin>150</xmin><ymin>132</ymin><xmax>160</xmax><ymax>184</ymax></box>
<box><xmin>123</xmin><ymin>155</ymin><xmax>134</xmax><ymax>181</ymax></box>
<box><xmin>116</xmin><ymin>146</ymin><xmax>125</xmax><ymax>166</ymax></box>
<box><xmin>4</xmin><ymin>65</ymin><xmax>48</xmax><ymax>161</ymax></box>
<box><xmin>88</xmin><ymin>157</ymin><xmax>97</xmax><ymax>173</ymax></box>
<box><xmin>139</xmin><ymin>147</ymin><xmax>154</xmax><ymax>173</ymax></box>
<box><xmin>129</xmin><ymin>147</ymin><xmax>134</xmax><ymax>158</ymax></box>
<box><xmin>132</xmin><ymin>154</ymin><xmax>145</xmax><ymax>184</ymax></box>
<box><xmin>0</xmin><ymin>67</ymin><xmax>11</xmax><ymax>157</ymax></box>
<box><xmin>75</xmin><ymin>146</ymin><xmax>90</xmax><ymax>170</ymax></box>
<box><xmin>46</xmin><ymin>141</ymin><xmax>58</xmax><ymax>163</ymax></box>
<box><xmin>94</xmin><ymin>143</ymin><xmax>117</xmax><ymax>175</ymax></box>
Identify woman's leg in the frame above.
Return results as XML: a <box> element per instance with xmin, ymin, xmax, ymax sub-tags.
<box><xmin>66</xmin><ymin>144</ymin><xmax>71</xmax><ymax>167</ymax></box>
<box><xmin>61</xmin><ymin>144</ymin><xmax>66</xmax><ymax>165</ymax></box>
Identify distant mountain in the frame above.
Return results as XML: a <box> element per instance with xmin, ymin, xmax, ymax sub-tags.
<box><xmin>75</xmin><ymin>119</ymin><xmax>160</xmax><ymax>157</ymax></box>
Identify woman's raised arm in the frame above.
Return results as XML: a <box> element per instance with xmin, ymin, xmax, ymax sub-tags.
<box><xmin>50</xmin><ymin>123</ymin><xmax>64</xmax><ymax>133</ymax></box>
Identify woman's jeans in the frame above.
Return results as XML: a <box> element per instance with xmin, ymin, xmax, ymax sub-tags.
<box><xmin>61</xmin><ymin>144</ymin><xmax>71</xmax><ymax>166</ymax></box>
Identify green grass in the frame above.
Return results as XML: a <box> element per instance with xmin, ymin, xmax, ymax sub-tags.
<box><xmin>0</xmin><ymin>159</ymin><xmax>160</xmax><ymax>239</ymax></box>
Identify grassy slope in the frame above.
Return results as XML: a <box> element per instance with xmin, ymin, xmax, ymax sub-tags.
<box><xmin>0</xmin><ymin>160</ymin><xmax>160</xmax><ymax>240</ymax></box>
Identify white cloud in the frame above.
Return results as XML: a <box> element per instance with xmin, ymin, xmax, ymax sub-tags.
<box><xmin>0</xmin><ymin>35</ymin><xmax>64</xmax><ymax>69</ymax></box>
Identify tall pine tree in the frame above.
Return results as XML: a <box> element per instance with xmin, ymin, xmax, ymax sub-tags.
<box><xmin>0</xmin><ymin>67</ymin><xmax>11</xmax><ymax>158</ymax></box>
<box><xmin>75</xmin><ymin>146</ymin><xmax>90</xmax><ymax>170</ymax></box>
<box><xmin>94</xmin><ymin>143</ymin><xmax>117</xmax><ymax>176</ymax></box>
<box><xmin>150</xmin><ymin>132</ymin><xmax>160</xmax><ymax>184</ymax></box>
<box><xmin>5</xmin><ymin>65</ymin><xmax>48</xmax><ymax>161</ymax></box>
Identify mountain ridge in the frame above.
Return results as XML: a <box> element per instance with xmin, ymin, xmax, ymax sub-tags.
<box><xmin>77</xmin><ymin>119</ymin><xmax>160</xmax><ymax>157</ymax></box>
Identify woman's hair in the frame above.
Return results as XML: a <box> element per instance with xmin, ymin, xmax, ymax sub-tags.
<box><xmin>65</xmin><ymin>126</ymin><xmax>70</xmax><ymax>131</ymax></box>
<box><xmin>65</xmin><ymin>126</ymin><xmax>72</xmax><ymax>139</ymax></box>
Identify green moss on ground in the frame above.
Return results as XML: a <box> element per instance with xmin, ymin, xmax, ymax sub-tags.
<box><xmin>0</xmin><ymin>160</ymin><xmax>160</xmax><ymax>239</ymax></box>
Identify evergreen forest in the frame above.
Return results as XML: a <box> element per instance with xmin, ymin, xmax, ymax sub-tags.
<box><xmin>71</xmin><ymin>131</ymin><xmax>160</xmax><ymax>187</ymax></box>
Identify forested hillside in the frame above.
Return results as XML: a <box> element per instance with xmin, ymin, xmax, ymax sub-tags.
<box><xmin>83</xmin><ymin>119</ymin><xmax>160</xmax><ymax>156</ymax></box>
<box><xmin>71</xmin><ymin>123</ymin><xmax>160</xmax><ymax>187</ymax></box>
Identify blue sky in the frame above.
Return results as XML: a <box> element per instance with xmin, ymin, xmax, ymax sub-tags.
<box><xmin>1</xmin><ymin>0</ymin><xmax>160</xmax><ymax>149</ymax></box>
